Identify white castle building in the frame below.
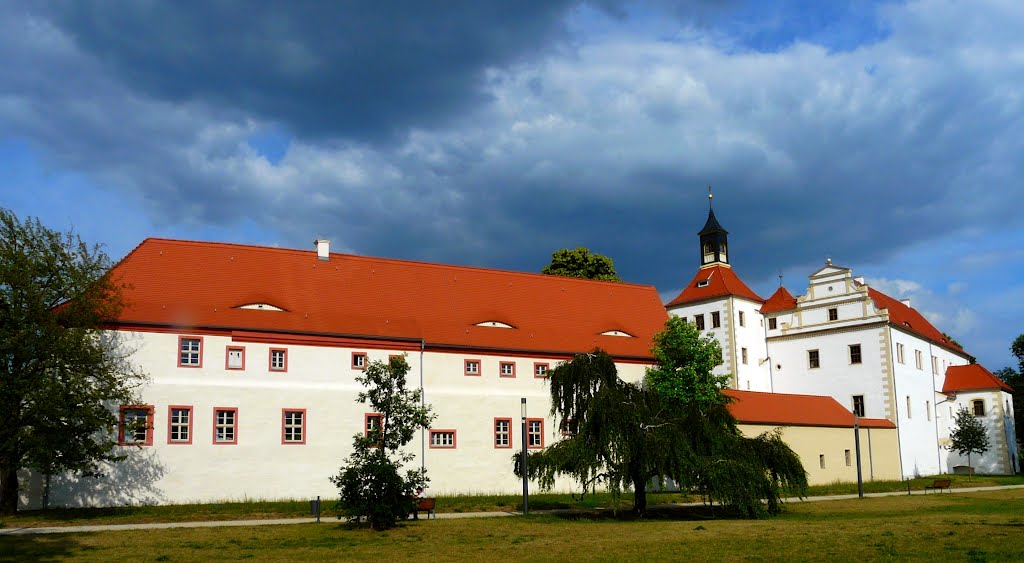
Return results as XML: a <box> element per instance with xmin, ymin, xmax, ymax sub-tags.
<box><xmin>667</xmin><ymin>203</ymin><xmax>1018</xmax><ymax>478</ymax></box>
<box><xmin>16</xmin><ymin>205</ymin><xmax>1018</xmax><ymax>509</ymax></box>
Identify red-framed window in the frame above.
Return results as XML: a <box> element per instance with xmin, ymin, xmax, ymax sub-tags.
<box><xmin>533</xmin><ymin>363</ymin><xmax>550</xmax><ymax>378</ymax></box>
<box><xmin>499</xmin><ymin>361</ymin><xmax>516</xmax><ymax>378</ymax></box>
<box><xmin>269</xmin><ymin>348</ymin><xmax>288</xmax><ymax>372</ymax></box>
<box><xmin>213</xmin><ymin>407</ymin><xmax>238</xmax><ymax>445</ymax></box>
<box><xmin>464</xmin><ymin>359</ymin><xmax>481</xmax><ymax>376</ymax></box>
<box><xmin>352</xmin><ymin>352</ymin><xmax>367</xmax><ymax>370</ymax></box>
<box><xmin>178</xmin><ymin>336</ymin><xmax>203</xmax><ymax>368</ymax></box>
<box><xmin>494</xmin><ymin>418</ymin><xmax>512</xmax><ymax>448</ymax></box>
<box><xmin>118</xmin><ymin>405</ymin><xmax>154</xmax><ymax>446</ymax></box>
<box><xmin>226</xmin><ymin>346</ymin><xmax>245</xmax><ymax>370</ymax></box>
<box><xmin>429</xmin><ymin>429</ymin><xmax>457</xmax><ymax>449</ymax></box>
<box><xmin>527</xmin><ymin>418</ymin><xmax>544</xmax><ymax>449</ymax></box>
<box><xmin>167</xmin><ymin>405</ymin><xmax>193</xmax><ymax>445</ymax></box>
<box><xmin>282</xmin><ymin>409</ymin><xmax>306</xmax><ymax>445</ymax></box>
<box><xmin>364</xmin><ymin>413</ymin><xmax>382</xmax><ymax>437</ymax></box>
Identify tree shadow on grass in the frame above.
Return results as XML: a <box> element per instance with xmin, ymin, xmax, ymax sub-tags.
<box><xmin>0</xmin><ymin>534</ymin><xmax>85</xmax><ymax>561</ymax></box>
<box><xmin>546</xmin><ymin>504</ymin><xmax>744</xmax><ymax>522</ymax></box>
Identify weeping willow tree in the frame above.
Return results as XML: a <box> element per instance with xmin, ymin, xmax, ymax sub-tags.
<box><xmin>515</xmin><ymin>318</ymin><xmax>807</xmax><ymax>518</ymax></box>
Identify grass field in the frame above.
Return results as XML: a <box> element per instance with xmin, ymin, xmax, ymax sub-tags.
<box><xmin>2</xmin><ymin>489</ymin><xmax>1023</xmax><ymax>561</ymax></box>
<box><xmin>3</xmin><ymin>473</ymin><xmax>1021</xmax><ymax>530</ymax></box>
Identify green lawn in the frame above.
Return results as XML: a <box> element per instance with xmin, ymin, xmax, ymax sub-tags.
<box><xmin>3</xmin><ymin>489</ymin><xmax>1023</xmax><ymax>561</ymax></box>
<box><xmin>2</xmin><ymin>474</ymin><xmax>1021</xmax><ymax>530</ymax></box>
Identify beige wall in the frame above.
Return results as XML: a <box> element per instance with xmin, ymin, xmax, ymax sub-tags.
<box><xmin>739</xmin><ymin>424</ymin><xmax>901</xmax><ymax>485</ymax></box>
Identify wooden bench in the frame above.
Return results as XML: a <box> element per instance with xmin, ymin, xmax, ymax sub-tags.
<box><xmin>413</xmin><ymin>497</ymin><xmax>436</xmax><ymax>520</ymax></box>
<box><xmin>924</xmin><ymin>479</ymin><xmax>952</xmax><ymax>493</ymax></box>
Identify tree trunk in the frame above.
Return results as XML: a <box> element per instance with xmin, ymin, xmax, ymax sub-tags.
<box><xmin>967</xmin><ymin>453</ymin><xmax>972</xmax><ymax>482</ymax></box>
<box><xmin>0</xmin><ymin>458</ymin><xmax>18</xmax><ymax>515</ymax></box>
<box><xmin>632</xmin><ymin>475</ymin><xmax>647</xmax><ymax>516</ymax></box>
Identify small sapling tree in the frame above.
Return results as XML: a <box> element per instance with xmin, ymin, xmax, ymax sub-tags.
<box><xmin>949</xmin><ymin>406</ymin><xmax>990</xmax><ymax>481</ymax></box>
<box><xmin>331</xmin><ymin>355</ymin><xmax>434</xmax><ymax>529</ymax></box>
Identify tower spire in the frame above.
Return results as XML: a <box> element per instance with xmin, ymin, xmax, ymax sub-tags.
<box><xmin>698</xmin><ymin>189</ymin><xmax>729</xmax><ymax>268</ymax></box>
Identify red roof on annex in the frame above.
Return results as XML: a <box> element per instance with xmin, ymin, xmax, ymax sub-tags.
<box><xmin>725</xmin><ymin>390</ymin><xmax>894</xmax><ymax>429</ymax></box>
<box><xmin>106</xmin><ymin>238</ymin><xmax>669</xmax><ymax>359</ymax></box>
<box><xmin>942</xmin><ymin>364</ymin><xmax>1013</xmax><ymax>394</ymax></box>
<box><xmin>666</xmin><ymin>265</ymin><xmax>764</xmax><ymax>307</ymax></box>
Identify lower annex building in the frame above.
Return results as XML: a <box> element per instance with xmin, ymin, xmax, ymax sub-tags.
<box><xmin>16</xmin><ymin>206</ymin><xmax>1017</xmax><ymax>508</ymax></box>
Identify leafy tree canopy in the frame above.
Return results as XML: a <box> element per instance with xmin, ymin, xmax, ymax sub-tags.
<box><xmin>949</xmin><ymin>406</ymin><xmax>991</xmax><ymax>481</ymax></box>
<box><xmin>646</xmin><ymin>316</ymin><xmax>729</xmax><ymax>407</ymax></box>
<box><xmin>541</xmin><ymin>247</ymin><xmax>622</xmax><ymax>282</ymax></box>
<box><xmin>1</xmin><ymin>208</ymin><xmax>144</xmax><ymax>514</ymax></box>
<box><xmin>331</xmin><ymin>355</ymin><xmax>434</xmax><ymax>529</ymax></box>
<box><xmin>942</xmin><ymin>332</ymin><xmax>963</xmax><ymax>349</ymax></box>
<box><xmin>516</xmin><ymin>318</ymin><xmax>806</xmax><ymax>519</ymax></box>
<box><xmin>1012</xmin><ymin>334</ymin><xmax>1024</xmax><ymax>375</ymax></box>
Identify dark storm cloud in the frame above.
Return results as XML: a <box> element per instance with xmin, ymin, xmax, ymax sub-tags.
<box><xmin>37</xmin><ymin>0</ymin><xmax>581</xmax><ymax>142</ymax></box>
<box><xmin>3</xmin><ymin>0</ymin><xmax>1024</xmax><ymax>307</ymax></box>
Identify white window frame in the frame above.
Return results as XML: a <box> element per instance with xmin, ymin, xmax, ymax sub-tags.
<box><xmin>282</xmin><ymin>410</ymin><xmax>305</xmax><ymax>444</ymax></box>
<box><xmin>430</xmin><ymin>430</ymin><xmax>456</xmax><ymax>448</ymax></box>
<box><xmin>168</xmin><ymin>406</ymin><xmax>191</xmax><ymax>443</ymax></box>
<box><xmin>494</xmin><ymin>418</ymin><xmax>511</xmax><ymax>448</ymax></box>
<box><xmin>214</xmin><ymin>408</ymin><xmax>237</xmax><ymax>444</ymax></box>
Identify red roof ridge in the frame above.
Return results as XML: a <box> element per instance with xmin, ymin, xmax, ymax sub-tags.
<box><xmin>666</xmin><ymin>265</ymin><xmax>763</xmax><ymax>307</ymax></box>
<box><xmin>140</xmin><ymin>237</ymin><xmax>657</xmax><ymax>291</ymax></box>
<box><xmin>760</xmin><ymin>286</ymin><xmax>797</xmax><ymax>314</ymax></box>
<box><xmin>107</xmin><ymin>238</ymin><xmax>669</xmax><ymax>359</ymax></box>
<box><xmin>942</xmin><ymin>364</ymin><xmax>1013</xmax><ymax>393</ymax></box>
<box><xmin>867</xmin><ymin>287</ymin><xmax>967</xmax><ymax>355</ymax></box>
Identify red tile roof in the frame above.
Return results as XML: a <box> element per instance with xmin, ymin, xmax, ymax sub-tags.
<box><xmin>942</xmin><ymin>364</ymin><xmax>1013</xmax><ymax>393</ymax></box>
<box><xmin>666</xmin><ymin>266</ymin><xmax>763</xmax><ymax>307</ymax></box>
<box><xmin>107</xmin><ymin>238</ymin><xmax>669</xmax><ymax>359</ymax></box>
<box><xmin>760</xmin><ymin>286</ymin><xmax>798</xmax><ymax>314</ymax></box>
<box><xmin>725</xmin><ymin>390</ymin><xmax>895</xmax><ymax>429</ymax></box>
<box><xmin>867</xmin><ymin>288</ymin><xmax>964</xmax><ymax>354</ymax></box>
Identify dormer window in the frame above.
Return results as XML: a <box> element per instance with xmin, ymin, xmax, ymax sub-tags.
<box><xmin>599</xmin><ymin>330</ymin><xmax>633</xmax><ymax>337</ymax></box>
<box><xmin>474</xmin><ymin>321</ymin><xmax>515</xmax><ymax>329</ymax></box>
<box><xmin>237</xmin><ymin>303</ymin><xmax>285</xmax><ymax>312</ymax></box>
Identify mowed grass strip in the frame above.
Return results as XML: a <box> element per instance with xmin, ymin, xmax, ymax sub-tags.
<box><xmin>0</xmin><ymin>492</ymin><xmax>696</xmax><ymax>529</ymax></box>
<box><xmin>3</xmin><ymin>474</ymin><xmax>1021</xmax><ymax>529</ymax></box>
<box><xmin>3</xmin><ymin>489</ymin><xmax>1023</xmax><ymax>562</ymax></box>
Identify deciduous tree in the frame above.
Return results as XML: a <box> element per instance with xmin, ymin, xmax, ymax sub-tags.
<box><xmin>0</xmin><ymin>208</ymin><xmax>144</xmax><ymax>514</ymax></box>
<box><xmin>949</xmin><ymin>406</ymin><xmax>991</xmax><ymax>481</ymax></box>
<box><xmin>541</xmin><ymin>247</ymin><xmax>622</xmax><ymax>282</ymax></box>
<box><xmin>330</xmin><ymin>355</ymin><xmax>434</xmax><ymax>529</ymax></box>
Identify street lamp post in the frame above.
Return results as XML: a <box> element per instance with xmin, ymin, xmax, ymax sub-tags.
<box><xmin>521</xmin><ymin>397</ymin><xmax>529</xmax><ymax>515</ymax></box>
<box><xmin>854</xmin><ymin>415</ymin><xmax>864</xmax><ymax>498</ymax></box>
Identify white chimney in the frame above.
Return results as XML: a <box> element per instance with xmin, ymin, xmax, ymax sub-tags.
<box><xmin>315</xmin><ymin>239</ymin><xmax>330</xmax><ymax>261</ymax></box>
<box><xmin>901</xmin><ymin>298</ymin><xmax>911</xmax><ymax>308</ymax></box>
<box><xmin>853</xmin><ymin>276</ymin><xmax>865</xmax><ymax>286</ymax></box>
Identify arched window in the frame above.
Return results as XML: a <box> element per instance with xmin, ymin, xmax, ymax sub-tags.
<box><xmin>703</xmin><ymin>242</ymin><xmax>714</xmax><ymax>263</ymax></box>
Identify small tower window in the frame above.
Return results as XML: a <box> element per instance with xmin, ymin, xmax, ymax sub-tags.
<box><xmin>719</xmin><ymin>241</ymin><xmax>727</xmax><ymax>261</ymax></box>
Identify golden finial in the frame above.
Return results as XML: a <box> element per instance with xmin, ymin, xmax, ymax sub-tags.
<box><xmin>707</xmin><ymin>185</ymin><xmax>713</xmax><ymax>208</ymax></box>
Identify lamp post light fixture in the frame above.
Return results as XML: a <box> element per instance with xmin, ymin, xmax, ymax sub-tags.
<box><xmin>521</xmin><ymin>397</ymin><xmax>529</xmax><ymax>515</ymax></box>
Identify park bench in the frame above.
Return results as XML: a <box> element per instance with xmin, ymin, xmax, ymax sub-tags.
<box><xmin>924</xmin><ymin>479</ymin><xmax>952</xmax><ymax>493</ymax></box>
<box><xmin>413</xmin><ymin>497</ymin><xmax>436</xmax><ymax>520</ymax></box>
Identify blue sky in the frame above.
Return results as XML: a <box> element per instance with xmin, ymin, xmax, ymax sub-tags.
<box><xmin>1</xmin><ymin>0</ymin><xmax>1022</xmax><ymax>370</ymax></box>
